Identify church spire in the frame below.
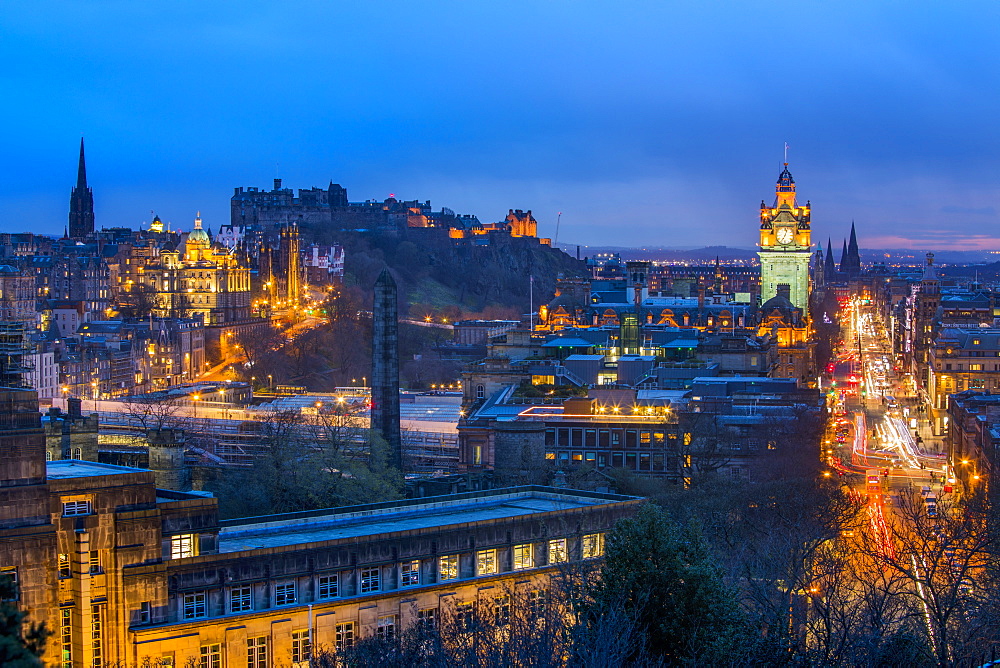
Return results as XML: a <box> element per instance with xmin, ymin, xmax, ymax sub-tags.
<box><xmin>68</xmin><ymin>138</ymin><xmax>95</xmax><ymax>239</ymax></box>
<box><xmin>839</xmin><ymin>239</ymin><xmax>848</xmax><ymax>272</ymax></box>
<box><xmin>825</xmin><ymin>238</ymin><xmax>837</xmax><ymax>275</ymax></box>
<box><xmin>77</xmin><ymin>137</ymin><xmax>88</xmax><ymax>189</ymax></box>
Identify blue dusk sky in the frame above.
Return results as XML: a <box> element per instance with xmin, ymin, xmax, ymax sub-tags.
<box><xmin>1</xmin><ymin>1</ymin><xmax>999</xmax><ymax>251</ymax></box>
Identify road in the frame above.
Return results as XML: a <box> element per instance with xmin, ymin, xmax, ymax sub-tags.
<box><xmin>827</xmin><ymin>299</ymin><xmax>950</xmax><ymax>498</ymax></box>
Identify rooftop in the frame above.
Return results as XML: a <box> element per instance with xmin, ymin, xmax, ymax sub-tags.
<box><xmin>216</xmin><ymin>486</ymin><xmax>637</xmax><ymax>553</ymax></box>
<box><xmin>47</xmin><ymin>460</ymin><xmax>147</xmax><ymax>479</ymax></box>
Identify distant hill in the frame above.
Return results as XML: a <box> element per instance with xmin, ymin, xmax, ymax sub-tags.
<box><xmin>560</xmin><ymin>245</ymin><xmax>759</xmax><ymax>263</ymax></box>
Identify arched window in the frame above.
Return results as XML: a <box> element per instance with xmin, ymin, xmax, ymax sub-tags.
<box><xmin>45</xmin><ymin>451</ymin><xmax>52</xmax><ymax>461</ymax></box>
<box><xmin>476</xmin><ymin>385</ymin><xmax>485</xmax><ymax>400</ymax></box>
<box><xmin>73</xmin><ymin>448</ymin><xmax>82</xmax><ymax>460</ymax></box>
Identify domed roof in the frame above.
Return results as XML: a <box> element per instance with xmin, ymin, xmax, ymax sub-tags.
<box><xmin>188</xmin><ymin>213</ymin><xmax>210</xmax><ymax>245</ymax></box>
<box><xmin>761</xmin><ymin>293</ymin><xmax>796</xmax><ymax>311</ymax></box>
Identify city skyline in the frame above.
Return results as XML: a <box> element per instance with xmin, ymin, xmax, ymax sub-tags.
<box><xmin>2</xmin><ymin>1</ymin><xmax>999</xmax><ymax>249</ymax></box>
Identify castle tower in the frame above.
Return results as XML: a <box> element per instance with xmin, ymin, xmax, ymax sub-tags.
<box><xmin>371</xmin><ymin>269</ymin><xmax>402</xmax><ymax>470</ymax></box>
<box><xmin>68</xmin><ymin>138</ymin><xmax>95</xmax><ymax>239</ymax></box>
<box><xmin>758</xmin><ymin>163</ymin><xmax>812</xmax><ymax>311</ymax></box>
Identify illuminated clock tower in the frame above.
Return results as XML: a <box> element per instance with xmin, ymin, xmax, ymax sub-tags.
<box><xmin>758</xmin><ymin>164</ymin><xmax>812</xmax><ymax>312</ymax></box>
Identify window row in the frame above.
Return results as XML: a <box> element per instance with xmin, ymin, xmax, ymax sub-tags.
<box><xmin>546</xmin><ymin>427</ymin><xmax>678</xmax><ymax>448</ymax></box>
<box><xmin>546</xmin><ymin>450</ymin><xmax>680</xmax><ymax>471</ymax></box>
<box><xmin>193</xmin><ymin>592</ymin><xmax>550</xmax><ymax>667</ymax></box>
<box><xmin>176</xmin><ymin>534</ymin><xmax>604</xmax><ymax>620</ymax></box>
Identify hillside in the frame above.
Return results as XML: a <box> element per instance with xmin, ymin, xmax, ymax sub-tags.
<box><xmin>308</xmin><ymin>226</ymin><xmax>589</xmax><ymax>318</ymax></box>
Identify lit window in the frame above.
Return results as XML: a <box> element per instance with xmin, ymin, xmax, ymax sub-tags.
<box><xmin>317</xmin><ymin>574</ymin><xmax>338</xmax><ymax>599</ymax></box>
<box><xmin>183</xmin><ymin>592</ymin><xmax>207</xmax><ymax>619</ymax></box>
<box><xmin>291</xmin><ymin>630</ymin><xmax>311</xmax><ymax>665</ymax></box>
<box><xmin>401</xmin><ymin>560</ymin><xmax>419</xmax><ymax>586</ymax></box>
<box><xmin>200</xmin><ymin>644</ymin><xmax>222</xmax><ymax>668</ymax></box>
<box><xmin>63</xmin><ymin>500</ymin><xmax>91</xmax><ymax>516</ymax></box>
<box><xmin>582</xmin><ymin>533</ymin><xmax>605</xmax><ymax>559</ymax></box>
<box><xmin>548</xmin><ymin>538</ymin><xmax>567</xmax><ymax>564</ymax></box>
<box><xmin>377</xmin><ymin>614</ymin><xmax>398</xmax><ymax>640</ymax></box>
<box><xmin>230</xmin><ymin>586</ymin><xmax>252</xmax><ymax>612</ymax></box>
<box><xmin>476</xmin><ymin>549</ymin><xmax>497</xmax><ymax>575</ymax></box>
<box><xmin>360</xmin><ymin>567</ymin><xmax>380</xmax><ymax>593</ymax></box>
<box><xmin>247</xmin><ymin>636</ymin><xmax>268</xmax><ymax>668</ymax></box>
<box><xmin>170</xmin><ymin>534</ymin><xmax>197</xmax><ymax>559</ymax></box>
<box><xmin>275</xmin><ymin>581</ymin><xmax>296</xmax><ymax>606</ymax></box>
<box><xmin>335</xmin><ymin>622</ymin><xmax>355</xmax><ymax>651</ymax></box>
<box><xmin>439</xmin><ymin>554</ymin><xmax>459</xmax><ymax>580</ymax></box>
<box><xmin>513</xmin><ymin>543</ymin><xmax>533</xmax><ymax>570</ymax></box>
<box><xmin>58</xmin><ymin>553</ymin><xmax>70</xmax><ymax>579</ymax></box>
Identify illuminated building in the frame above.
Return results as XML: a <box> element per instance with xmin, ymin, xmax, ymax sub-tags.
<box><xmin>0</xmin><ymin>388</ymin><xmax>637</xmax><ymax>666</ymax></box>
<box><xmin>116</xmin><ymin>214</ymin><xmax>251</xmax><ymax>327</ymax></box>
<box><xmin>758</xmin><ymin>163</ymin><xmax>812</xmax><ymax>311</ymax></box>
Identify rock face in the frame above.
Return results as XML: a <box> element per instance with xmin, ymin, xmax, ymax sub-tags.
<box><xmin>372</xmin><ymin>269</ymin><xmax>402</xmax><ymax>470</ymax></box>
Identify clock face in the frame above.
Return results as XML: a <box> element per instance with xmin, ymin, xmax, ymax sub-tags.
<box><xmin>776</xmin><ymin>228</ymin><xmax>793</xmax><ymax>245</ymax></box>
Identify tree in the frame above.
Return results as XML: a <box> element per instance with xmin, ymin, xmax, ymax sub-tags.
<box><xmin>0</xmin><ymin>574</ymin><xmax>48</xmax><ymax>667</ymax></box>
<box><xmin>580</xmin><ymin>503</ymin><xmax>746</xmax><ymax>665</ymax></box>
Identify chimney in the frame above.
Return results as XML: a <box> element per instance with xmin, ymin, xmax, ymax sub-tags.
<box><xmin>274</xmin><ymin>178</ymin><xmax>282</xmax><ymax>191</ymax></box>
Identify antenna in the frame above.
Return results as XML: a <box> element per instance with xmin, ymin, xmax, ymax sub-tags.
<box><xmin>554</xmin><ymin>212</ymin><xmax>562</xmax><ymax>247</ymax></box>
<box><xmin>783</xmin><ymin>142</ymin><xmax>789</xmax><ymax>165</ymax></box>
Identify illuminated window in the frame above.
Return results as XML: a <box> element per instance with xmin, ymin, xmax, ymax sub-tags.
<box><xmin>548</xmin><ymin>539</ymin><xmax>567</xmax><ymax>564</ymax></box>
<box><xmin>582</xmin><ymin>533</ymin><xmax>605</xmax><ymax>559</ymax></box>
<box><xmin>170</xmin><ymin>534</ymin><xmax>197</xmax><ymax>559</ymax></box>
<box><xmin>335</xmin><ymin>622</ymin><xmax>355</xmax><ymax>651</ymax></box>
<box><xmin>401</xmin><ymin>560</ymin><xmax>419</xmax><ymax>586</ymax></box>
<box><xmin>317</xmin><ymin>574</ymin><xmax>338</xmax><ymax>599</ymax></box>
<box><xmin>513</xmin><ymin>543</ymin><xmax>533</xmax><ymax>570</ymax></box>
<box><xmin>477</xmin><ymin>549</ymin><xmax>497</xmax><ymax>575</ymax></box>
<box><xmin>360</xmin><ymin>567</ymin><xmax>380</xmax><ymax>593</ymax></box>
<box><xmin>58</xmin><ymin>553</ymin><xmax>70</xmax><ymax>579</ymax></box>
<box><xmin>439</xmin><ymin>554</ymin><xmax>459</xmax><ymax>580</ymax></box>
<box><xmin>63</xmin><ymin>500</ymin><xmax>91</xmax><ymax>516</ymax></box>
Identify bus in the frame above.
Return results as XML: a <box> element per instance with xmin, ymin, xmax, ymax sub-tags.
<box><xmin>866</xmin><ymin>469</ymin><xmax>882</xmax><ymax>492</ymax></box>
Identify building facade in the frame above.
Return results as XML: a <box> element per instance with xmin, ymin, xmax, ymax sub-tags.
<box><xmin>0</xmin><ymin>388</ymin><xmax>638</xmax><ymax>667</ymax></box>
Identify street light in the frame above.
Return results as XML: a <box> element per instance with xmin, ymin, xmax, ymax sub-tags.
<box><xmin>192</xmin><ymin>393</ymin><xmax>200</xmax><ymax>419</ymax></box>
<box><xmin>268</xmin><ymin>374</ymin><xmax>273</xmax><ymax>391</ymax></box>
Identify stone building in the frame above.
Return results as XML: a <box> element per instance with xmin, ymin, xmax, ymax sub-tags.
<box><xmin>0</xmin><ymin>387</ymin><xmax>638</xmax><ymax>667</ymax></box>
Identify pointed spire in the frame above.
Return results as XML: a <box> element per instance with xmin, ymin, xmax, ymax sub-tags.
<box><xmin>839</xmin><ymin>239</ymin><xmax>848</xmax><ymax>272</ymax></box>
<box><xmin>825</xmin><ymin>238</ymin><xmax>837</xmax><ymax>274</ymax></box>
<box><xmin>77</xmin><ymin>137</ymin><xmax>88</xmax><ymax>188</ymax></box>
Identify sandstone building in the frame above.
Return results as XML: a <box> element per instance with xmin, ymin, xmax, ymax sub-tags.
<box><xmin>0</xmin><ymin>387</ymin><xmax>637</xmax><ymax>666</ymax></box>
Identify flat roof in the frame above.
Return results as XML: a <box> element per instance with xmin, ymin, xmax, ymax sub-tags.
<box><xmin>216</xmin><ymin>487</ymin><xmax>637</xmax><ymax>554</ymax></box>
<box><xmin>46</xmin><ymin>460</ymin><xmax>148</xmax><ymax>479</ymax></box>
